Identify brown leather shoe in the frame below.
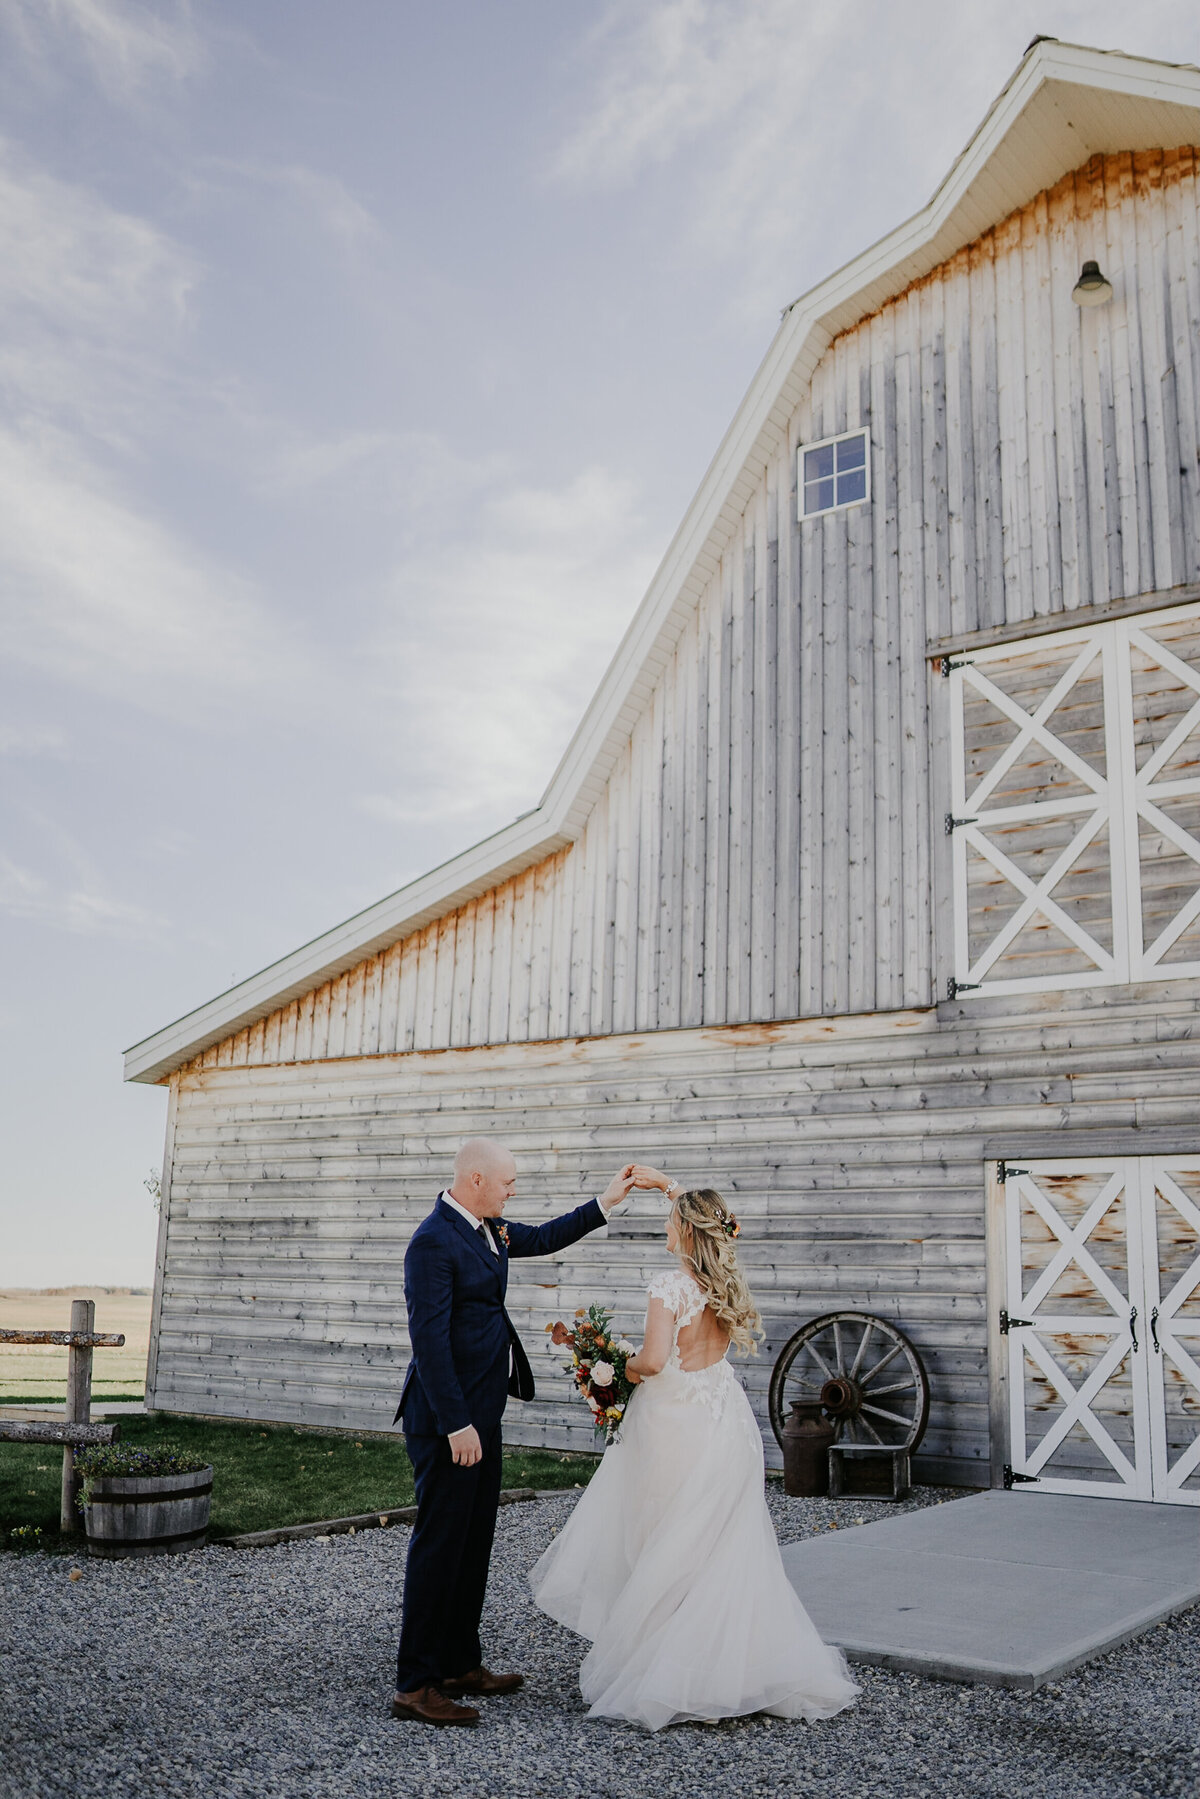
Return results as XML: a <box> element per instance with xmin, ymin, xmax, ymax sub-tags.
<box><xmin>391</xmin><ymin>1685</ymin><xmax>479</xmax><ymax>1726</ymax></box>
<box><xmin>441</xmin><ymin>1666</ymin><xmax>525</xmax><ymax>1696</ymax></box>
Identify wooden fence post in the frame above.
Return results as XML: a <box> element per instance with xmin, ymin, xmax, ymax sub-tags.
<box><xmin>60</xmin><ymin>1299</ymin><xmax>95</xmax><ymax>1534</ymax></box>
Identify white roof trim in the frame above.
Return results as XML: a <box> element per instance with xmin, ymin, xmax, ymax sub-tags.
<box><xmin>125</xmin><ymin>38</ymin><xmax>1200</xmax><ymax>1084</ymax></box>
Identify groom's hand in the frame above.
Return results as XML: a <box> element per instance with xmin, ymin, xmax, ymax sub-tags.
<box><xmin>448</xmin><ymin>1424</ymin><xmax>483</xmax><ymax>1467</ymax></box>
<box><xmin>598</xmin><ymin>1165</ymin><xmax>638</xmax><ymax>1212</ymax></box>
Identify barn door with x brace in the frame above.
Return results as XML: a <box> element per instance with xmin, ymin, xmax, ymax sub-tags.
<box><xmin>1002</xmin><ymin>1158</ymin><xmax>1200</xmax><ymax>1505</ymax></box>
<box><xmin>946</xmin><ymin>601</ymin><xmax>1200</xmax><ymax>998</ymax></box>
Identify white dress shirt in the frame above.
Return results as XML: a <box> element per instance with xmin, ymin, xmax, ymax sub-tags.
<box><xmin>441</xmin><ymin>1190</ymin><xmax>498</xmax><ymax>1251</ymax></box>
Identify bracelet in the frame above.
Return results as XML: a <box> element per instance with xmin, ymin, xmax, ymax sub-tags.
<box><xmin>665</xmin><ymin>1180</ymin><xmax>681</xmax><ymax>1198</ymax></box>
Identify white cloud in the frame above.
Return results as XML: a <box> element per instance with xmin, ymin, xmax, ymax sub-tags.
<box><xmin>0</xmin><ymin>854</ymin><xmax>159</xmax><ymax>937</ymax></box>
<box><xmin>0</xmin><ymin>422</ymin><xmax>305</xmax><ymax>715</ymax></box>
<box><xmin>199</xmin><ymin>157</ymin><xmax>381</xmax><ymax>248</ymax></box>
<box><xmin>260</xmin><ymin>427</ymin><xmax>506</xmax><ymax>533</ymax></box>
<box><xmin>0</xmin><ymin>139</ymin><xmax>314</xmax><ymax>721</ymax></box>
<box><xmin>554</xmin><ymin>0</ymin><xmax>1200</xmax><ymax>315</ymax></box>
<box><xmin>357</xmin><ymin>463</ymin><xmax>658</xmax><ymax>824</ymax></box>
<box><xmin>0</xmin><ymin>136</ymin><xmax>197</xmax><ymax>453</ymax></box>
<box><xmin>1</xmin><ymin>0</ymin><xmax>202</xmax><ymax>104</ymax></box>
<box><xmin>0</xmin><ymin>725</ymin><xmax>70</xmax><ymax>758</ymax></box>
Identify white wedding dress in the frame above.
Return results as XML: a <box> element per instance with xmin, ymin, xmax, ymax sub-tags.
<box><xmin>529</xmin><ymin>1269</ymin><xmax>859</xmax><ymax>1731</ymax></box>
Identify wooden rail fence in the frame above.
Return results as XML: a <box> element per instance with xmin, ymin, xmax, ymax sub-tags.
<box><xmin>0</xmin><ymin>1301</ymin><xmax>124</xmax><ymax>1531</ymax></box>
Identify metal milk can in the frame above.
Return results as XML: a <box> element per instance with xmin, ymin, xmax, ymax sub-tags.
<box><xmin>781</xmin><ymin>1399</ymin><xmax>836</xmax><ymax>1497</ymax></box>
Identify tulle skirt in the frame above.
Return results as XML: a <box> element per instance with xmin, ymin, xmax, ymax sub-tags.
<box><xmin>529</xmin><ymin>1360</ymin><xmax>859</xmax><ymax>1731</ymax></box>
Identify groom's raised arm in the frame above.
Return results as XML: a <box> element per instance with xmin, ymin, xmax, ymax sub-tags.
<box><xmin>504</xmin><ymin>1168</ymin><xmax>634</xmax><ymax>1259</ymax></box>
<box><xmin>504</xmin><ymin>1197</ymin><xmax>607</xmax><ymax>1260</ymax></box>
<box><xmin>404</xmin><ymin>1235</ymin><xmax>471</xmax><ymax>1436</ymax></box>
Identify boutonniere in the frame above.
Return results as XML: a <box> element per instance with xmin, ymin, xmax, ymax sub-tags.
<box><xmin>496</xmin><ymin>1222</ymin><xmax>510</xmax><ymax>1249</ymax></box>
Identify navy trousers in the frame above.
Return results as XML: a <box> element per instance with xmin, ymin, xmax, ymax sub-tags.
<box><xmin>395</xmin><ymin>1422</ymin><xmax>503</xmax><ymax>1692</ymax></box>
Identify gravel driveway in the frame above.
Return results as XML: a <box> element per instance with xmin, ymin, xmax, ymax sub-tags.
<box><xmin>1</xmin><ymin>1486</ymin><xmax>1196</xmax><ymax>1799</ymax></box>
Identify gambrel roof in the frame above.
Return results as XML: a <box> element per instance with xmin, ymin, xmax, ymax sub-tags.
<box><xmin>125</xmin><ymin>38</ymin><xmax>1200</xmax><ymax>1084</ymax></box>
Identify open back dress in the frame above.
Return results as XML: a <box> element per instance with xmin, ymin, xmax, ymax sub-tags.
<box><xmin>529</xmin><ymin>1268</ymin><xmax>859</xmax><ymax>1731</ymax></box>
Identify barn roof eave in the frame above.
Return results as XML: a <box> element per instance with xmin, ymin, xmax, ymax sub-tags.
<box><xmin>123</xmin><ymin>38</ymin><xmax>1200</xmax><ymax>1086</ymax></box>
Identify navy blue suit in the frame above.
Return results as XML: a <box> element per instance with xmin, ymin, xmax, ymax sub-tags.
<box><xmin>394</xmin><ymin>1193</ymin><xmax>606</xmax><ymax>1691</ymax></box>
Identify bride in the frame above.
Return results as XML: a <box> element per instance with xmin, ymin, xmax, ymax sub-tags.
<box><xmin>530</xmin><ymin>1169</ymin><xmax>859</xmax><ymax>1732</ymax></box>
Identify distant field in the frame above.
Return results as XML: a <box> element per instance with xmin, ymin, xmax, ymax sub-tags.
<box><xmin>0</xmin><ymin>1289</ymin><xmax>151</xmax><ymax>1399</ymax></box>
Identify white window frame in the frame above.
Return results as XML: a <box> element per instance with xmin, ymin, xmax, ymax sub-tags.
<box><xmin>796</xmin><ymin>427</ymin><xmax>871</xmax><ymax>521</ymax></box>
<box><xmin>946</xmin><ymin>601</ymin><xmax>1200</xmax><ymax>999</ymax></box>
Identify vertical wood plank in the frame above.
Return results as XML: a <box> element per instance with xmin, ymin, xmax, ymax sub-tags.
<box><xmin>680</xmin><ymin>601</ymin><xmax>708</xmax><ymax>1028</ymax></box>
<box><xmin>378</xmin><ymin>945</ymin><xmax>402</xmax><ymax>1056</ymax></box>
<box><xmin>752</xmin><ymin>481</ymin><xmax>778</xmax><ymax>1021</ymax></box>
<box><xmin>450</xmin><ymin>903</ymin><xmax>476</xmax><ymax>1047</ymax></box>
<box><xmin>470</xmin><ymin>889</ymin><xmax>496</xmax><ymax>1046</ymax></box>
<box><xmin>774</xmin><ymin>439</ymin><xmax>801</xmax><ymax>1019</ymax></box>
<box><xmin>145</xmin><ymin>1078</ymin><xmax>179</xmax><ymax>1410</ymax></box>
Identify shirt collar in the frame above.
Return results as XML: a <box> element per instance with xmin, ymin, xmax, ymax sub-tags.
<box><xmin>441</xmin><ymin>1189</ymin><xmax>497</xmax><ymax>1248</ymax></box>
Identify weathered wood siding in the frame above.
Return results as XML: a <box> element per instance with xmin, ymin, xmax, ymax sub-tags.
<box><xmin>152</xmin><ymin>991</ymin><xmax>1200</xmax><ymax>1480</ymax></box>
<box><xmin>176</xmin><ymin>151</ymin><xmax>1200</xmax><ymax>1074</ymax></box>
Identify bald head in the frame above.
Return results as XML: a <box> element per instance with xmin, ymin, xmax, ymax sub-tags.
<box><xmin>454</xmin><ymin>1138</ymin><xmax>514</xmax><ymax>1182</ymax></box>
<box><xmin>449</xmin><ymin>1138</ymin><xmax>518</xmax><ymax>1219</ymax></box>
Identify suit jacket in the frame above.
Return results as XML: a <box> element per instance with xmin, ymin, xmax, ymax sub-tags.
<box><xmin>395</xmin><ymin>1193</ymin><xmax>606</xmax><ymax>1436</ymax></box>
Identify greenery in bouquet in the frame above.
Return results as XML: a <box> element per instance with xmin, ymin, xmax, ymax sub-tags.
<box><xmin>73</xmin><ymin>1442</ymin><xmax>210</xmax><ymax>1514</ymax></box>
<box><xmin>545</xmin><ymin>1302</ymin><xmax>638</xmax><ymax>1444</ymax></box>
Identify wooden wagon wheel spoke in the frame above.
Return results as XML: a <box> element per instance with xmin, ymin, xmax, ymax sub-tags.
<box><xmin>859</xmin><ymin>1401</ymin><xmax>918</xmax><ymax>1428</ymax></box>
<box><xmin>859</xmin><ymin>1341</ymin><xmax>907</xmax><ymax>1386</ymax></box>
<box><xmin>848</xmin><ymin>1322</ymin><xmax>874</xmax><ymax>1379</ymax></box>
<box><xmin>768</xmin><ymin>1311</ymin><xmax>930</xmax><ymax>1455</ymax></box>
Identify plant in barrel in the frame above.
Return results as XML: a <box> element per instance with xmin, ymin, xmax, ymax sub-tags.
<box><xmin>546</xmin><ymin>1304</ymin><xmax>637</xmax><ymax>1444</ymax></box>
<box><xmin>74</xmin><ymin>1441</ymin><xmax>213</xmax><ymax>1558</ymax></box>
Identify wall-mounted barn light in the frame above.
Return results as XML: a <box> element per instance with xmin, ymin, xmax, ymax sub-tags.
<box><xmin>1072</xmin><ymin>260</ymin><xmax>1113</xmax><ymax>307</ymax></box>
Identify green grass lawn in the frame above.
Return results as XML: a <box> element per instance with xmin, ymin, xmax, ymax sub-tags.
<box><xmin>1</xmin><ymin>1413</ymin><xmax>599</xmax><ymax>1550</ymax></box>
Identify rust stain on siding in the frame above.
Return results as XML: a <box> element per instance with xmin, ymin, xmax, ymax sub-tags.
<box><xmin>835</xmin><ymin>149</ymin><xmax>1200</xmax><ymax>347</ymax></box>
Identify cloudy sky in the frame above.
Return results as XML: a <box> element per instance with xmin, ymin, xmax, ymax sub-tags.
<box><xmin>3</xmin><ymin>0</ymin><xmax>1196</xmax><ymax>1287</ymax></box>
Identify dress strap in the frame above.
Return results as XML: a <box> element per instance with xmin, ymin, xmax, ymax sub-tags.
<box><xmin>647</xmin><ymin>1268</ymin><xmax>706</xmax><ymax>1327</ymax></box>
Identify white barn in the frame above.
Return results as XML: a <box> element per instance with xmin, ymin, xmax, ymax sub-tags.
<box><xmin>127</xmin><ymin>40</ymin><xmax>1200</xmax><ymax>1503</ymax></box>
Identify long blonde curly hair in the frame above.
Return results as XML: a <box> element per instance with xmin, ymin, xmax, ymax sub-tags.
<box><xmin>674</xmin><ymin>1188</ymin><xmax>763</xmax><ymax>1353</ymax></box>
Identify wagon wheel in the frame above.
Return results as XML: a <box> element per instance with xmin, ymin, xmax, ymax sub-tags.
<box><xmin>768</xmin><ymin>1311</ymin><xmax>929</xmax><ymax>1453</ymax></box>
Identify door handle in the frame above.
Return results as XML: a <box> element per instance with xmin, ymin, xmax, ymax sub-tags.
<box><xmin>1150</xmin><ymin>1306</ymin><xmax>1161</xmax><ymax>1354</ymax></box>
<box><xmin>1129</xmin><ymin>1306</ymin><xmax>1138</xmax><ymax>1353</ymax></box>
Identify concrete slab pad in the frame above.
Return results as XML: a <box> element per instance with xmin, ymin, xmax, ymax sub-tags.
<box><xmin>781</xmin><ymin>1489</ymin><xmax>1200</xmax><ymax>1688</ymax></box>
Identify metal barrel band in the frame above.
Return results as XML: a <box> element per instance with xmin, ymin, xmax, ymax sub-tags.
<box><xmin>88</xmin><ymin>1523</ymin><xmax>209</xmax><ymax>1555</ymax></box>
<box><xmin>90</xmin><ymin>1478</ymin><xmax>213</xmax><ymax>1506</ymax></box>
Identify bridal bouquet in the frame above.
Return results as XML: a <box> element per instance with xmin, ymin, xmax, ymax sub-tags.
<box><xmin>545</xmin><ymin>1303</ymin><xmax>637</xmax><ymax>1445</ymax></box>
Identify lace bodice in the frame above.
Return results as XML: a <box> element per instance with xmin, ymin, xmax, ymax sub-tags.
<box><xmin>644</xmin><ymin>1270</ymin><xmax>755</xmax><ymax>1440</ymax></box>
<box><xmin>647</xmin><ymin>1268</ymin><xmax>708</xmax><ymax>1363</ymax></box>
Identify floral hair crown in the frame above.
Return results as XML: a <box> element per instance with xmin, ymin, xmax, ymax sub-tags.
<box><xmin>674</xmin><ymin>1187</ymin><xmax>740</xmax><ymax>1239</ymax></box>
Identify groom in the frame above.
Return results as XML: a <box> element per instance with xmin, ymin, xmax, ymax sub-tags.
<box><xmin>391</xmin><ymin>1137</ymin><xmax>636</xmax><ymax>1726</ymax></box>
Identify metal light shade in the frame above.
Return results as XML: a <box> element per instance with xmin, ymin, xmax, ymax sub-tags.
<box><xmin>1072</xmin><ymin>259</ymin><xmax>1113</xmax><ymax>307</ymax></box>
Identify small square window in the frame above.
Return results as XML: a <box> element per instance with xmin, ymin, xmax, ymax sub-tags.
<box><xmin>798</xmin><ymin>428</ymin><xmax>870</xmax><ymax>519</ymax></box>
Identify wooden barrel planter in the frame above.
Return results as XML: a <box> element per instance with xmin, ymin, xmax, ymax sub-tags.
<box><xmin>84</xmin><ymin>1464</ymin><xmax>212</xmax><ymax>1559</ymax></box>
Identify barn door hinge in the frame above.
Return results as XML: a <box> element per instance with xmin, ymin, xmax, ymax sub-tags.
<box><xmin>941</xmin><ymin>655</ymin><xmax>972</xmax><ymax>678</ymax></box>
<box><xmin>945</xmin><ymin>811</ymin><xmax>980</xmax><ymax>835</ymax></box>
<box><xmin>999</xmin><ymin>1308</ymin><xmax>1034</xmax><ymax>1334</ymax></box>
<box><xmin>1003</xmin><ymin>1464</ymin><xmax>1039</xmax><ymax>1489</ymax></box>
<box><xmin>946</xmin><ymin>976</ymin><xmax>982</xmax><ymax>1000</ymax></box>
<box><xmin>996</xmin><ymin>1161</ymin><xmax>1029</xmax><ymax>1184</ymax></box>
